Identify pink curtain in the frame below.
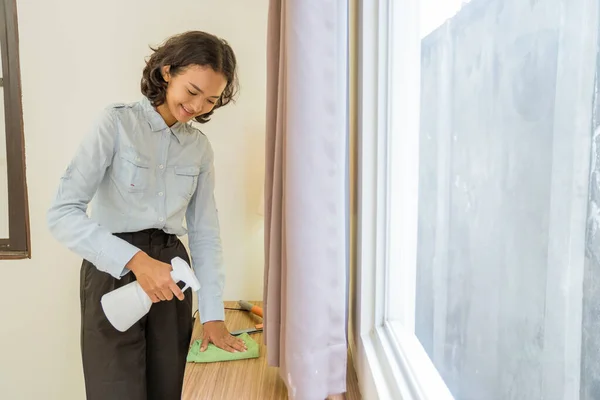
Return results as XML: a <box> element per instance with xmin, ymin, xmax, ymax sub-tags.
<box><xmin>263</xmin><ymin>0</ymin><xmax>348</xmax><ymax>399</ymax></box>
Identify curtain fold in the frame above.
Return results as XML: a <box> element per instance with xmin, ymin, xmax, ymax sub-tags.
<box><xmin>263</xmin><ymin>1</ymin><xmax>348</xmax><ymax>399</ymax></box>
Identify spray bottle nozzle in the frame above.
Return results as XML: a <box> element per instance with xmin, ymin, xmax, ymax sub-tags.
<box><xmin>170</xmin><ymin>257</ymin><xmax>201</xmax><ymax>292</ymax></box>
<box><xmin>100</xmin><ymin>257</ymin><xmax>200</xmax><ymax>332</ymax></box>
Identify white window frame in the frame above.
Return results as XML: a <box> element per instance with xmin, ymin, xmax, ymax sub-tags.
<box><xmin>354</xmin><ymin>0</ymin><xmax>455</xmax><ymax>398</ymax></box>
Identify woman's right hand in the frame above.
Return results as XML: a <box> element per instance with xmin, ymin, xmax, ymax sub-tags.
<box><xmin>125</xmin><ymin>251</ymin><xmax>185</xmax><ymax>303</ymax></box>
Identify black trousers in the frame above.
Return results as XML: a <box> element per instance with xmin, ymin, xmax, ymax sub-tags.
<box><xmin>80</xmin><ymin>229</ymin><xmax>193</xmax><ymax>400</ymax></box>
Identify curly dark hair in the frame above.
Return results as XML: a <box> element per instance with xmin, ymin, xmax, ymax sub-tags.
<box><xmin>141</xmin><ymin>31</ymin><xmax>239</xmax><ymax>124</ymax></box>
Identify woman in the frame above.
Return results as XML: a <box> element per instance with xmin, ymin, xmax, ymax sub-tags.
<box><xmin>47</xmin><ymin>31</ymin><xmax>246</xmax><ymax>400</ymax></box>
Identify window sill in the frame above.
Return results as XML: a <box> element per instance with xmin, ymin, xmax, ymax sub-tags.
<box><xmin>355</xmin><ymin>322</ymin><xmax>454</xmax><ymax>400</ymax></box>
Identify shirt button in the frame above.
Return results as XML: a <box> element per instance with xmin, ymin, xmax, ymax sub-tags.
<box><xmin>159</xmin><ymin>217</ymin><xmax>164</xmax><ymax>222</ymax></box>
<box><xmin>159</xmin><ymin>164</ymin><xmax>164</xmax><ymax>169</ymax></box>
<box><xmin>158</xmin><ymin>192</ymin><xmax>164</xmax><ymax>196</ymax></box>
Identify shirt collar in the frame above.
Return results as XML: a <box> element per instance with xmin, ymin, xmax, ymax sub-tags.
<box><xmin>140</xmin><ymin>96</ymin><xmax>187</xmax><ymax>143</ymax></box>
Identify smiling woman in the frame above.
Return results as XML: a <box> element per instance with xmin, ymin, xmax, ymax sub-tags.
<box><xmin>141</xmin><ymin>31</ymin><xmax>238</xmax><ymax>126</ymax></box>
<box><xmin>46</xmin><ymin>30</ymin><xmax>245</xmax><ymax>400</ymax></box>
<box><xmin>157</xmin><ymin>65</ymin><xmax>228</xmax><ymax>126</ymax></box>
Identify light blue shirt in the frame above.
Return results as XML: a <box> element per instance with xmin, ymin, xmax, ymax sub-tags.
<box><xmin>47</xmin><ymin>96</ymin><xmax>225</xmax><ymax>323</ymax></box>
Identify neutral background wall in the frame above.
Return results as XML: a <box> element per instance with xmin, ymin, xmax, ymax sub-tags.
<box><xmin>0</xmin><ymin>1</ymin><xmax>268</xmax><ymax>399</ymax></box>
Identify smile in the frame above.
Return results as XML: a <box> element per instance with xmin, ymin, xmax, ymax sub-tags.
<box><xmin>181</xmin><ymin>105</ymin><xmax>194</xmax><ymax>116</ymax></box>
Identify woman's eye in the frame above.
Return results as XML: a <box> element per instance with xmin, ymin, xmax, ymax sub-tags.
<box><xmin>207</xmin><ymin>100</ymin><xmax>216</xmax><ymax>105</ymax></box>
<box><xmin>188</xmin><ymin>90</ymin><xmax>197</xmax><ymax>95</ymax></box>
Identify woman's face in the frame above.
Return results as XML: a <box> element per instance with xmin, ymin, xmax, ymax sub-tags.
<box><xmin>158</xmin><ymin>64</ymin><xmax>227</xmax><ymax>126</ymax></box>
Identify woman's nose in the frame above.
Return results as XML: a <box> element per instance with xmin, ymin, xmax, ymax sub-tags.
<box><xmin>193</xmin><ymin>100</ymin><xmax>205</xmax><ymax>115</ymax></box>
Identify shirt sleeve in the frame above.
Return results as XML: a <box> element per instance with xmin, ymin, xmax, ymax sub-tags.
<box><xmin>47</xmin><ymin>107</ymin><xmax>141</xmax><ymax>278</ymax></box>
<box><xmin>186</xmin><ymin>139</ymin><xmax>226</xmax><ymax>324</ymax></box>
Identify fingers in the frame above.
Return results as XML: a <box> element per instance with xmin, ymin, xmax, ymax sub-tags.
<box><xmin>160</xmin><ymin>287</ymin><xmax>174</xmax><ymax>301</ymax></box>
<box><xmin>201</xmin><ymin>333</ymin><xmax>247</xmax><ymax>353</ymax></box>
<box><xmin>151</xmin><ymin>276</ymin><xmax>179</xmax><ymax>302</ymax></box>
<box><xmin>142</xmin><ymin>282</ymin><xmax>172</xmax><ymax>302</ymax></box>
<box><xmin>157</xmin><ymin>278</ymin><xmax>188</xmax><ymax>301</ymax></box>
<box><xmin>169</xmin><ymin>282</ymin><xmax>185</xmax><ymax>301</ymax></box>
<box><xmin>216</xmin><ymin>335</ymin><xmax>248</xmax><ymax>353</ymax></box>
<box><xmin>213</xmin><ymin>338</ymin><xmax>237</xmax><ymax>353</ymax></box>
<box><xmin>149</xmin><ymin>293</ymin><xmax>161</xmax><ymax>303</ymax></box>
<box><xmin>139</xmin><ymin>280</ymin><xmax>161</xmax><ymax>303</ymax></box>
<box><xmin>200</xmin><ymin>333</ymin><xmax>210</xmax><ymax>352</ymax></box>
<box><xmin>228</xmin><ymin>336</ymin><xmax>248</xmax><ymax>352</ymax></box>
<box><xmin>221</xmin><ymin>343</ymin><xmax>239</xmax><ymax>353</ymax></box>
<box><xmin>134</xmin><ymin>259</ymin><xmax>183</xmax><ymax>303</ymax></box>
<box><xmin>155</xmin><ymin>282</ymin><xmax>184</xmax><ymax>302</ymax></box>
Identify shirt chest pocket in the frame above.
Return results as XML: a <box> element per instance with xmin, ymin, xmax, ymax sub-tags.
<box><xmin>115</xmin><ymin>149</ymin><xmax>152</xmax><ymax>193</ymax></box>
<box><xmin>173</xmin><ymin>166</ymin><xmax>201</xmax><ymax>199</ymax></box>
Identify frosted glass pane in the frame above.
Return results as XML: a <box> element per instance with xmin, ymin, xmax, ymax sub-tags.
<box><xmin>411</xmin><ymin>0</ymin><xmax>597</xmax><ymax>399</ymax></box>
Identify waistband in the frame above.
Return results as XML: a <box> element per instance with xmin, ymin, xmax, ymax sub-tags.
<box><xmin>114</xmin><ymin>229</ymin><xmax>178</xmax><ymax>247</ymax></box>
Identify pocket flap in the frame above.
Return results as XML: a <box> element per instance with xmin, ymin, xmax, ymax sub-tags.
<box><xmin>120</xmin><ymin>148</ymin><xmax>150</xmax><ymax>168</ymax></box>
<box><xmin>175</xmin><ymin>166</ymin><xmax>201</xmax><ymax>176</ymax></box>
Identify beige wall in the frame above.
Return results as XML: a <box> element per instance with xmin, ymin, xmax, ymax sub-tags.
<box><xmin>0</xmin><ymin>1</ymin><xmax>268</xmax><ymax>398</ymax></box>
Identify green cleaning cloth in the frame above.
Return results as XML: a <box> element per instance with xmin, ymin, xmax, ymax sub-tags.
<box><xmin>186</xmin><ymin>333</ymin><xmax>260</xmax><ymax>363</ymax></box>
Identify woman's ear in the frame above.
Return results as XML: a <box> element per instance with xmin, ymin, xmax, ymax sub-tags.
<box><xmin>161</xmin><ymin>65</ymin><xmax>171</xmax><ymax>82</ymax></box>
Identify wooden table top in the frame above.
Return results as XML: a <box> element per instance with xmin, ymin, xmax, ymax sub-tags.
<box><xmin>182</xmin><ymin>301</ymin><xmax>361</xmax><ymax>400</ymax></box>
<box><xmin>182</xmin><ymin>301</ymin><xmax>288</xmax><ymax>400</ymax></box>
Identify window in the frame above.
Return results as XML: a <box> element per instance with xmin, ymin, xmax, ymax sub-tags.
<box><xmin>0</xmin><ymin>0</ymin><xmax>29</xmax><ymax>259</ymax></box>
<box><xmin>410</xmin><ymin>0</ymin><xmax>598</xmax><ymax>398</ymax></box>
<box><xmin>355</xmin><ymin>0</ymin><xmax>452</xmax><ymax>398</ymax></box>
<box><xmin>356</xmin><ymin>0</ymin><xmax>599</xmax><ymax>399</ymax></box>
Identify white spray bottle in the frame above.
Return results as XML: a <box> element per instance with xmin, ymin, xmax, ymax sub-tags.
<box><xmin>100</xmin><ymin>257</ymin><xmax>201</xmax><ymax>332</ymax></box>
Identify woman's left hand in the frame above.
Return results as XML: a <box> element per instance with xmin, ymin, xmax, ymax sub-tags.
<box><xmin>201</xmin><ymin>321</ymin><xmax>248</xmax><ymax>353</ymax></box>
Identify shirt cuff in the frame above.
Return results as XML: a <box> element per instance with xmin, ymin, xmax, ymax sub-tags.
<box><xmin>198</xmin><ymin>295</ymin><xmax>225</xmax><ymax>324</ymax></box>
<box><xmin>96</xmin><ymin>234</ymin><xmax>141</xmax><ymax>279</ymax></box>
